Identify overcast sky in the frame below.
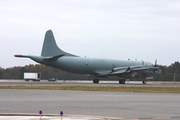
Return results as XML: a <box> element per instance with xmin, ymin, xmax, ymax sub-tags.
<box><xmin>1</xmin><ymin>0</ymin><xmax>180</xmax><ymax>68</ymax></box>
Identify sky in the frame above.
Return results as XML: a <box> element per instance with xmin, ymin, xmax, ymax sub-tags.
<box><xmin>1</xmin><ymin>0</ymin><xmax>180</xmax><ymax>68</ymax></box>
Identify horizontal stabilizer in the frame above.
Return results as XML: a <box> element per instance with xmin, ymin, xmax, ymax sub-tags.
<box><xmin>14</xmin><ymin>54</ymin><xmax>29</xmax><ymax>58</ymax></box>
<box><xmin>43</xmin><ymin>54</ymin><xmax>65</xmax><ymax>61</ymax></box>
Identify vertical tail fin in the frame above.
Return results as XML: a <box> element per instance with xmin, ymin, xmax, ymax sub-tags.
<box><xmin>41</xmin><ymin>30</ymin><xmax>77</xmax><ymax>57</ymax></box>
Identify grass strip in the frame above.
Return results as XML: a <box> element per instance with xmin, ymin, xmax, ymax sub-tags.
<box><xmin>0</xmin><ymin>86</ymin><xmax>180</xmax><ymax>93</ymax></box>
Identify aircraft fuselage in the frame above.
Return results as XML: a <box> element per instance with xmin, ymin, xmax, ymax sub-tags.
<box><xmin>29</xmin><ymin>55</ymin><xmax>153</xmax><ymax>76</ymax></box>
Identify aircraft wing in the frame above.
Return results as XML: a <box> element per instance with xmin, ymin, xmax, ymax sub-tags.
<box><xmin>95</xmin><ymin>65</ymin><xmax>159</xmax><ymax>77</ymax></box>
<box><xmin>94</xmin><ymin>70</ymin><xmax>112</xmax><ymax>77</ymax></box>
<box><xmin>113</xmin><ymin>65</ymin><xmax>158</xmax><ymax>74</ymax></box>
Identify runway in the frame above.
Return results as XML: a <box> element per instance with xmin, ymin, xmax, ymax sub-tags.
<box><xmin>0</xmin><ymin>80</ymin><xmax>180</xmax><ymax>120</ymax></box>
<box><xmin>0</xmin><ymin>89</ymin><xmax>180</xmax><ymax>120</ymax></box>
<box><xmin>0</xmin><ymin>79</ymin><xmax>180</xmax><ymax>87</ymax></box>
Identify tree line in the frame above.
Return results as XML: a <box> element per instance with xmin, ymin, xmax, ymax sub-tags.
<box><xmin>0</xmin><ymin>61</ymin><xmax>180</xmax><ymax>81</ymax></box>
<box><xmin>155</xmin><ymin>61</ymin><xmax>180</xmax><ymax>81</ymax></box>
<box><xmin>0</xmin><ymin>64</ymin><xmax>93</xmax><ymax>80</ymax></box>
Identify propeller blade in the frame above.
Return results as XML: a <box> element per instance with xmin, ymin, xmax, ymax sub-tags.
<box><xmin>155</xmin><ymin>59</ymin><xmax>157</xmax><ymax>67</ymax></box>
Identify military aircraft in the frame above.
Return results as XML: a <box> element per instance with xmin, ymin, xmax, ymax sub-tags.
<box><xmin>15</xmin><ymin>30</ymin><xmax>161</xmax><ymax>84</ymax></box>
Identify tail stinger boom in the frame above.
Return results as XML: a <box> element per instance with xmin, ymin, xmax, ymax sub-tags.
<box><xmin>41</xmin><ymin>30</ymin><xmax>77</xmax><ymax>57</ymax></box>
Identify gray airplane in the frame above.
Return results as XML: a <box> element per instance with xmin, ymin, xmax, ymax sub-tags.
<box><xmin>15</xmin><ymin>30</ymin><xmax>161</xmax><ymax>84</ymax></box>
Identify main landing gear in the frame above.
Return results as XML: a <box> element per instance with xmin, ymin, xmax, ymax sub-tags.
<box><xmin>93</xmin><ymin>78</ymin><xmax>99</xmax><ymax>84</ymax></box>
<box><xmin>142</xmin><ymin>81</ymin><xmax>147</xmax><ymax>84</ymax></box>
<box><xmin>119</xmin><ymin>79</ymin><xmax>126</xmax><ymax>84</ymax></box>
<box><xmin>92</xmin><ymin>78</ymin><xmax>147</xmax><ymax>84</ymax></box>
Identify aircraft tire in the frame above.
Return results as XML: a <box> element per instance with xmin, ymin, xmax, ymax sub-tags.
<box><xmin>93</xmin><ymin>79</ymin><xmax>99</xmax><ymax>84</ymax></box>
<box><xmin>142</xmin><ymin>81</ymin><xmax>147</xmax><ymax>84</ymax></box>
<box><xmin>119</xmin><ymin>79</ymin><xmax>125</xmax><ymax>84</ymax></box>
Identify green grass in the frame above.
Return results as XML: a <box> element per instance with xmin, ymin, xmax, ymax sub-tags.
<box><xmin>0</xmin><ymin>86</ymin><xmax>180</xmax><ymax>93</ymax></box>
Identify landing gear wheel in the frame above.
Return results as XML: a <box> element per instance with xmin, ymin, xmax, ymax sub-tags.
<box><xmin>119</xmin><ymin>79</ymin><xmax>125</xmax><ymax>84</ymax></box>
<box><xmin>93</xmin><ymin>78</ymin><xmax>99</xmax><ymax>84</ymax></box>
<box><xmin>142</xmin><ymin>81</ymin><xmax>147</xmax><ymax>84</ymax></box>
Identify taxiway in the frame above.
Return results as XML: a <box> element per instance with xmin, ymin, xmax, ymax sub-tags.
<box><xmin>0</xmin><ymin>79</ymin><xmax>180</xmax><ymax>87</ymax></box>
<box><xmin>0</xmin><ymin>80</ymin><xmax>180</xmax><ymax>120</ymax></box>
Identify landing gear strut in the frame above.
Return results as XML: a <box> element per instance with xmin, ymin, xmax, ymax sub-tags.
<box><xmin>119</xmin><ymin>79</ymin><xmax>125</xmax><ymax>84</ymax></box>
<box><xmin>142</xmin><ymin>81</ymin><xmax>147</xmax><ymax>84</ymax></box>
<box><xmin>93</xmin><ymin>78</ymin><xmax>99</xmax><ymax>84</ymax></box>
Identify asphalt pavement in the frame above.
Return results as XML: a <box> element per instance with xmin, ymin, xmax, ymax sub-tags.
<box><xmin>0</xmin><ymin>80</ymin><xmax>180</xmax><ymax>120</ymax></box>
<box><xmin>0</xmin><ymin>89</ymin><xmax>180</xmax><ymax>120</ymax></box>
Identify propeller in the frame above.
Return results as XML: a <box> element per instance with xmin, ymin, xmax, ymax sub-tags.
<box><xmin>153</xmin><ymin>59</ymin><xmax>161</xmax><ymax>74</ymax></box>
<box><xmin>155</xmin><ymin>59</ymin><xmax>157</xmax><ymax>67</ymax></box>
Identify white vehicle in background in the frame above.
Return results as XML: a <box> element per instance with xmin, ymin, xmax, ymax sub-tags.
<box><xmin>24</xmin><ymin>72</ymin><xmax>41</xmax><ymax>82</ymax></box>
